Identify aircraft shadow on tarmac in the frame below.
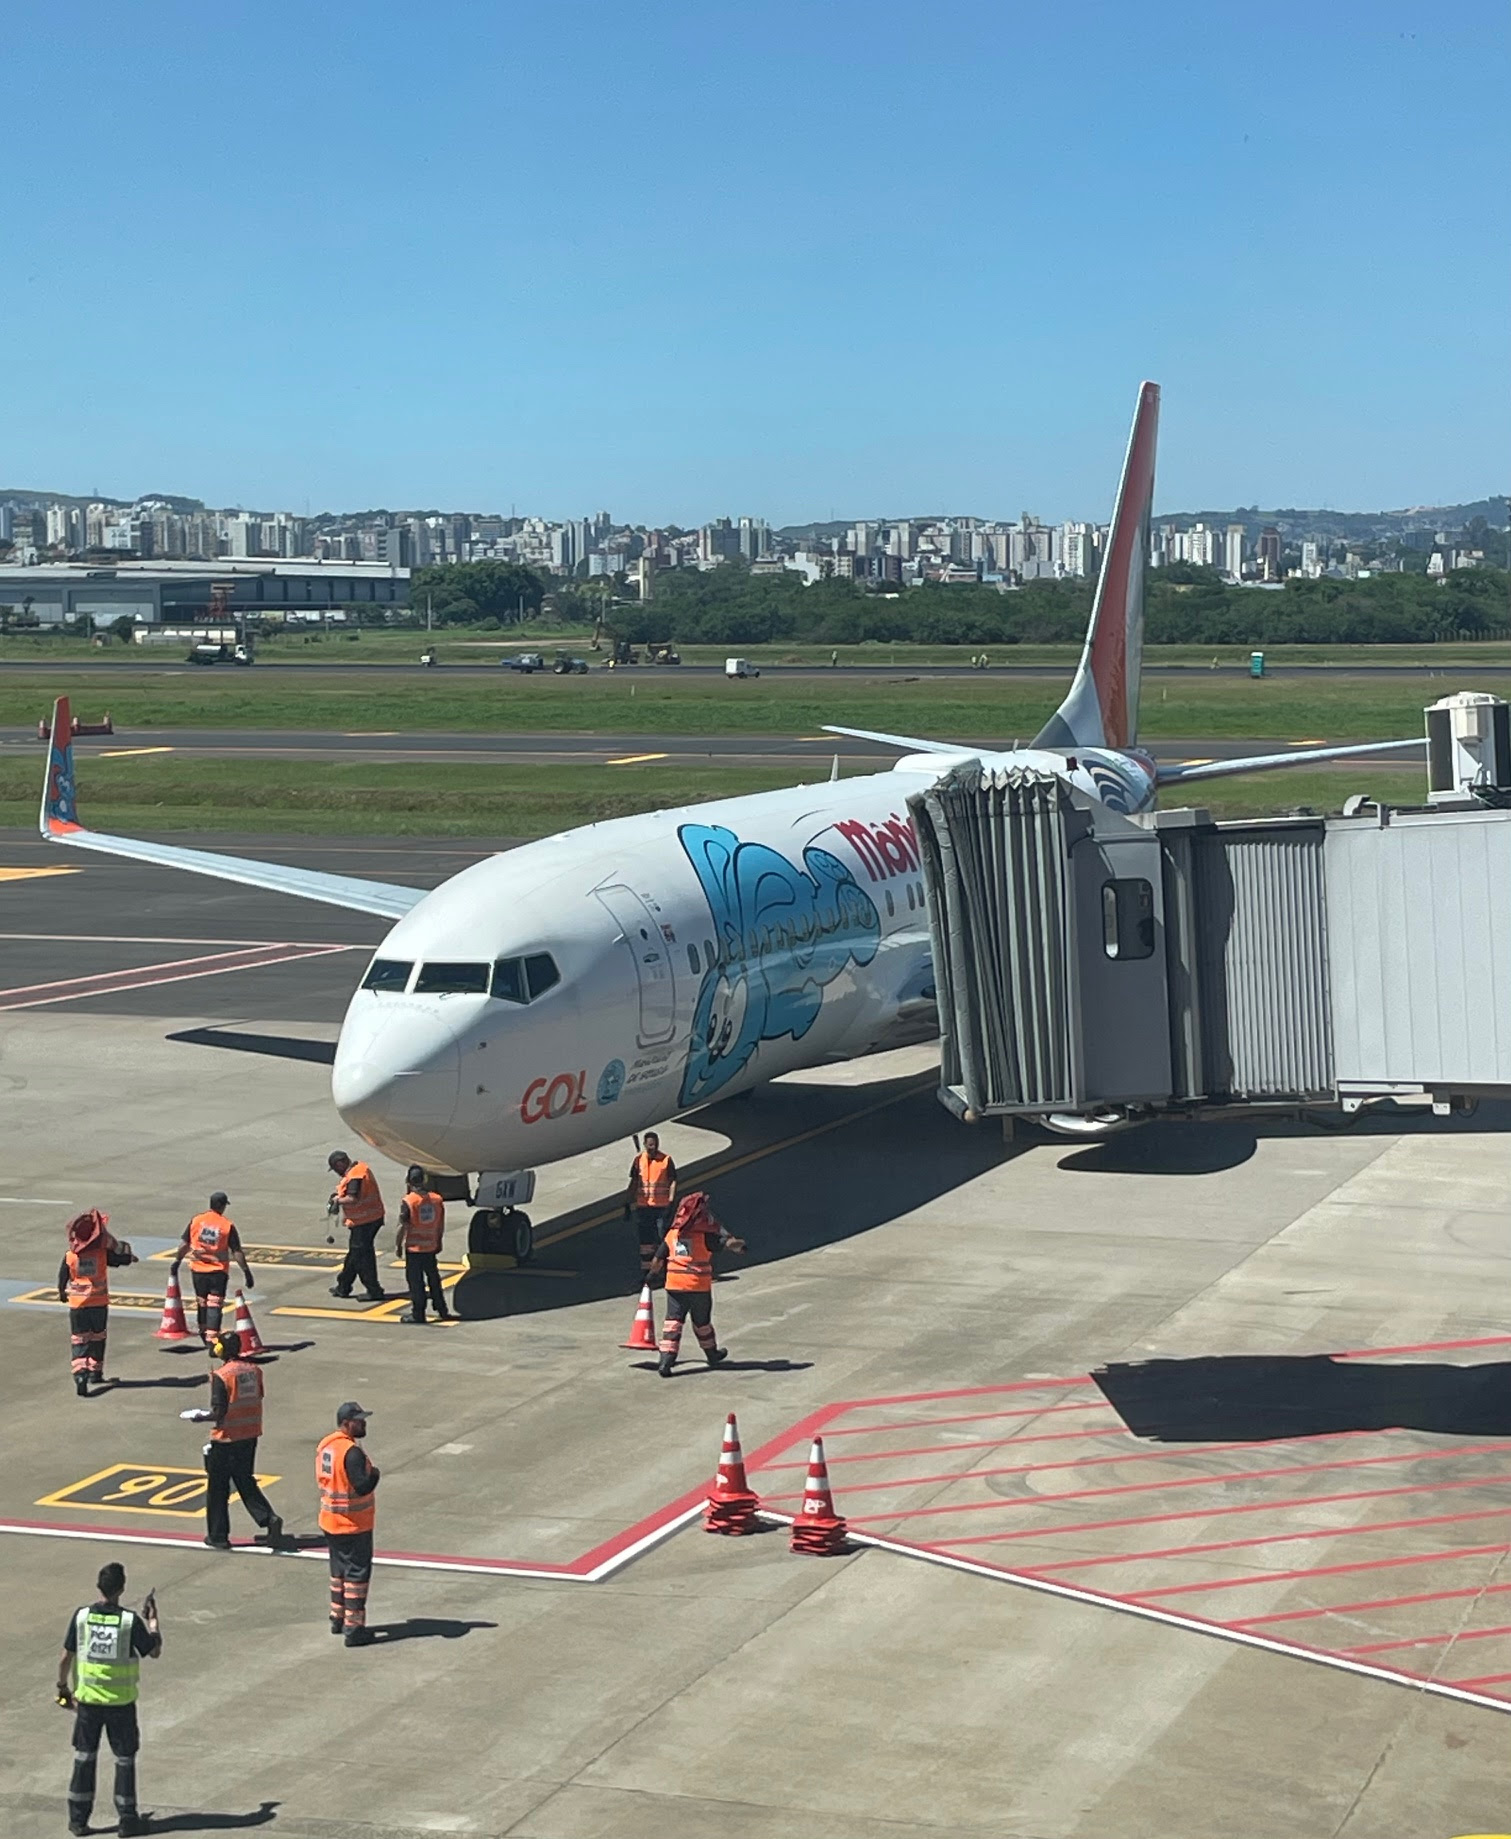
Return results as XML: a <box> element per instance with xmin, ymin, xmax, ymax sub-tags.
<box><xmin>1055</xmin><ymin>1100</ymin><xmax>1511</xmax><ymax>1177</ymax></box>
<box><xmin>166</xmin><ymin>1026</ymin><xmax>336</xmax><ymax>1066</ymax></box>
<box><xmin>455</xmin><ymin>1071</ymin><xmax>1018</xmax><ymax>1323</ymax></box>
<box><xmin>1094</xmin><ymin>1354</ymin><xmax>1511</xmax><ymax>1442</ymax></box>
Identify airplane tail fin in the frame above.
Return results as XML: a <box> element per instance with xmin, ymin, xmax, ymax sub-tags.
<box><xmin>40</xmin><ymin>697</ymin><xmax>82</xmax><ymax>834</ymax></box>
<box><xmin>1034</xmin><ymin>380</ymin><xmax>1159</xmax><ymax>753</ymax></box>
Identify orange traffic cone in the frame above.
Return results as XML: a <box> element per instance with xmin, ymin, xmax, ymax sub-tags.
<box><xmin>230</xmin><ymin>1289</ymin><xmax>265</xmax><ymax>1357</ymax></box>
<box><xmin>705</xmin><ymin>1412</ymin><xmax>760</xmax><ymax>1535</ymax></box>
<box><xmin>153</xmin><ymin>1269</ymin><xmax>191</xmax><ymax>1342</ymax></box>
<box><xmin>621</xmin><ymin>1283</ymin><xmax>658</xmax><ymax>1351</ymax></box>
<box><xmin>789</xmin><ymin>1436</ymin><xmax>849</xmax><ymax>1555</ymax></box>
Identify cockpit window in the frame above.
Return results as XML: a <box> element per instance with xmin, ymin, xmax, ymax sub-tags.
<box><xmin>362</xmin><ymin>958</ymin><xmax>413</xmax><ymax>993</ymax></box>
<box><xmin>524</xmin><ymin>953</ymin><xmax>560</xmax><ymax>999</ymax></box>
<box><xmin>492</xmin><ymin>957</ymin><xmax>527</xmax><ymax>1004</ymax></box>
<box><xmin>414</xmin><ymin>962</ymin><xmax>490</xmax><ymax>995</ymax></box>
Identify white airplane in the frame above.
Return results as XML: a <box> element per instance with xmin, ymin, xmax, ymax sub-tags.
<box><xmin>40</xmin><ymin>383</ymin><xmax>1424</xmax><ymax>1208</ymax></box>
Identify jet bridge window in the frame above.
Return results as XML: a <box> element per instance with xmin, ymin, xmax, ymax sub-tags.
<box><xmin>1101</xmin><ymin>878</ymin><xmax>1155</xmax><ymax>961</ymax></box>
<box><xmin>361</xmin><ymin>958</ymin><xmax>413</xmax><ymax>993</ymax></box>
<box><xmin>415</xmin><ymin>961</ymin><xmax>491</xmax><ymax>994</ymax></box>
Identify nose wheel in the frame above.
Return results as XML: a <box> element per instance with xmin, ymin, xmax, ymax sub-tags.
<box><xmin>465</xmin><ymin>1206</ymin><xmax>534</xmax><ymax>1266</ymax></box>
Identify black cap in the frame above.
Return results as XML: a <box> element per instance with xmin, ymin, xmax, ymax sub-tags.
<box><xmin>335</xmin><ymin>1401</ymin><xmax>371</xmax><ymax>1424</ymax></box>
<box><xmin>327</xmin><ymin>1152</ymin><xmax>347</xmax><ymax>1171</ymax></box>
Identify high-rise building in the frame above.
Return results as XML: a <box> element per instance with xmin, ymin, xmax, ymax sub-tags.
<box><xmin>698</xmin><ymin>518</ymin><xmax>741</xmax><ymax>565</ymax></box>
<box><xmin>1224</xmin><ymin>523</ymin><xmax>1245</xmax><ymax>580</ymax></box>
<box><xmin>1055</xmin><ymin>521</ymin><xmax>1097</xmax><ymax>577</ymax></box>
<box><xmin>887</xmin><ymin>521</ymin><xmax>915</xmax><ymax>561</ymax></box>
<box><xmin>1258</xmin><ymin>525</ymin><xmax>1282</xmax><ymax>582</ymax></box>
<box><xmin>1300</xmin><ymin>539</ymin><xmax>1321</xmax><ymax>576</ymax></box>
<box><xmin>851</xmin><ymin>521</ymin><xmax>877</xmax><ymax>556</ymax></box>
<box><xmin>1186</xmin><ymin>522</ymin><xmax>1218</xmax><ymax>569</ymax></box>
<box><xmin>738</xmin><ymin>516</ymin><xmax>769</xmax><ymax>560</ymax></box>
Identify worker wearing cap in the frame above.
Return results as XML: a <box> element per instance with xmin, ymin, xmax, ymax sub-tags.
<box><xmin>56</xmin><ymin>1210</ymin><xmax>137</xmax><ymax>1397</ymax></box>
<box><xmin>57</xmin><ymin>1560</ymin><xmax>160</xmax><ymax>1838</ymax></box>
<box><xmin>184</xmin><ymin>1330</ymin><xmax>283</xmax><ymax>1552</ymax></box>
<box><xmin>397</xmin><ymin>1166</ymin><xmax>452</xmax><ymax>1325</ymax></box>
<box><xmin>316</xmin><ymin>1402</ymin><xmax>381</xmax><ymax>1646</ymax></box>
<box><xmin>646</xmin><ymin>1190</ymin><xmax>745</xmax><ymax>1378</ymax></box>
<box><xmin>327</xmin><ymin>1151</ymin><xmax>386</xmax><ymax>1303</ymax></box>
<box><xmin>170</xmin><ymin>1192</ymin><xmax>254</xmax><ymax>1349</ymax></box>
<box><xmin>624</xmin><ymin>1131</ymin><xmax>678</xmax><ymax>1280</ymax></box>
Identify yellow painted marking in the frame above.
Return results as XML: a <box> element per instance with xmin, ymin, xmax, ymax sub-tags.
<box><xmin>798</xmin><ymin>735</ymin><xmax>831</xmax><ymax>742</ymax></box>
<box><xmin>149</xmin><ymin>1241</ymin><xmax>462</xmax><ymax>1274</ymax></box>
<box><xmin>12</xmin><ymin>1287</ymin><xmax>160</xmax><ymax>1311</ymax></box>
<box><xmin>0</xmin><ymin>867</ymin><xmax>81</xmax><ymax>883</ymax></box>
<box><xmin>1177</xmin><ymin>758</ymin><xmax>1214</xmax><ymax>768</ymax></box>
<box><xmin>343</xmin><ymin>731</ymin><xmax>400</xmax><ymax>736</ymax></box>
<box><xmin>38</xmin><ymin>1462</ymin><xmax>278</xmax><ymax>1519</ymax></box>
<box><xmin>606</xmin><ymin>752</ymin><xmax>669</xmax><ymax>766</ymax></box>
<box><xmin>98</xmin><ymin>746</ymin><xmax>174</xmax><ymax>759</ymax></box>
<box><xmin>534</xmin><ymin>1079</ymin><xmax>933</xmax><ymax>1252</ymax></box>
<box><xmin>271</xmin><ymin>1302</ymin><xmax>458</xmax><ymax>1325</ymax></box>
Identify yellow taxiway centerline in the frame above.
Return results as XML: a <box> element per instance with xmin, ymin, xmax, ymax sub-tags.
<box><xmin>606</xmin><ymin>752</ymin><xmax>670</xmax><ymax>767</ymax></box>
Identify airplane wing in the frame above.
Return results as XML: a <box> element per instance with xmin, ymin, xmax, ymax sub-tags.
<box><xmin>822</xmin><ymin>725</ymin><xmax>977</xmax><ymax>755</ymax></box>
<box><xmin>38</xmin><ymin>698</ymin><xmax>426</xmax><ymax>921</ymax></box>
<box><xmin>1155</xmin><ymin>737</ymin><xmax>1426</xmax><ymax>786</ymax></box>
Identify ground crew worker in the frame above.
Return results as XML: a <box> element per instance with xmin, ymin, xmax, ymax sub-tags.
<box><xmin>170</xmin><ymin>1191</ymin><xmax>253</xmax><ymax>1349</ymax></box>
<box><xmin>317</xmin><ymin>1401</ymin><xmax>381</xmax><ymax>1646</ymax></box>
<box><xmin>183</xmin><ymin>1330</ymin><xmax>283</xmax><ymax>1551</ymax></box>
<box><xmin>57</xmin><ymin>1210</ymin><xmax>137</xmax><ymax>1396</ymax></box>
<box><xmin>327</xmin><ymin>1150</ymin><xmax>386</xmax><ymax>1302</ymax></box>
<box><xmin>57</xmin><ymin>1561</ymin><xmax>160</xmax><ymax>1838</ymax></box>
<box><xmin>646</xmin><ymin>1190</ymin><xmax>745</xmax><ymax>1377</ymax></box>
<box><xmin>625</xmin><ymin>1131</ymin><xmax>678</xmax><ymax>1280</ymax></box>
<box><xmin>397</xmin><ymin>1165</ymin><xmax>452</xmax><ymax>1325</ymax></box>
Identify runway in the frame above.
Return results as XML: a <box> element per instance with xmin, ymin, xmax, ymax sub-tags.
<box><xmin>0</xmin><ymin>724</ymin><xmax>1427</xmax><ymax>770</ymax></box>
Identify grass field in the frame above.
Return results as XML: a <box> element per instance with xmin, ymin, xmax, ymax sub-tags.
<box><xmin>0</xmin><ymin>662</ymin><xmax>1488</xmax><ymax>742</ymax></box>
<box><xmin>0</xmin><ymin>753</ymin><xmax>1429</xmax><ymax>839</ymax></box>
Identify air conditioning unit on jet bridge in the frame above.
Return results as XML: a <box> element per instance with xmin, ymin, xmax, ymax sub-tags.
<box><xmin>1426</xmin><ymin>692</ymin><xmax>1511</xmax><ymax>807</ymax></box>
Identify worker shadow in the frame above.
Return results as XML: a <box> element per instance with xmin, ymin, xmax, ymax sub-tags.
<box><xmin>456</xmin><ymin>1069</ymin><xmax>1015</xmax><ymax>1322</ymax></box>
<box><xmin>627</xmin><ymin>1359</ymin><xmax>814</xmax><ymax>1378</ymax></box>
<box><xmin>167</xmin><ymin>1025</ymin><xmax>336</xmax><ymax>1066</ymax></box>
<box><xmin>364</xmin><ymin>1617</ymin><xmax>498</xmax><ymax>1643</ymax></box>
<box><xmin>1094</xmin><ymin>1354</ymin><xmax>1511</xmax><ymax>1442</ymax></box>
<box><xmin>133</xmin><ymin>1803</ymin><xmax>278</xmax><ymax>1832</ymax></box>
<box><xmin>106</xmin><ymin>1374</ymin><xmax>206</xmax><ymax>1391</ymax></box>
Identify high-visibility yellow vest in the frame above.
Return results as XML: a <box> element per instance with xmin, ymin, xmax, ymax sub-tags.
<box><xmin>73</xmin><ymin>1607</ymin><xmax>141</xmax><ymax>1705</ymax></box>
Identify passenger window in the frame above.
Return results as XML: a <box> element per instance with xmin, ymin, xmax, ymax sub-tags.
<box><xmin>703</xmin><ymin>940</ymin><xmax>716</xmax><ymax>971</ymax></box>
<box><xmin>524</xmin><ymin>953</ymin><xmax>560</xmax><ymax>999</ymax></box>
<box><xmin>361</xmin><ymin>958</ymin><xmax>412</xmax><ymax>992</ymax></box>
<box><xmin>885</xmin><ymin>889</ymin><xmax>895</xmax><ymax>918</ymax></box>
<box><xmin>906</xmin><ymin>883</ymin><xmax>916</xmax><ymax>910</ymax></box>
<box><xmin>492</xmin><ymin>957</ymin><xmax>527</xmax><ymax>1004</ymax></box>
<box><xmin>687</xmin><ymin>944</ymin><xmax>700</xmax><ymax>974</ymax></box>
<box><xmin>415</xmin><ymin>962</ymin><xmax>490</xmax><ymax>995</ymax></box>
<box><xmin>1102</xmin><ymin>878</ymin><xmax>1155</xmax><ymax>961</ymax></box>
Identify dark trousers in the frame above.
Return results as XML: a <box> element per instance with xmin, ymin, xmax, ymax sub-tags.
<box><xmin>405</xmin><ymin>1250</ymin><xmax>448</xmax><ymax>1321</ymax></box>
<box><xmin>190</xmin><ymin>1266</ymin><xmax>226</xmax><ymax>1344</ymax></box>
<box><xmin>68</xmin><ymin>1304</ymin><xmax>108</xmax><ymax>1379</ymax></box>
<box><xmin>632</xmin><ymin>1207</ymin><xmax>667</xmax><ymax>1275</ymax></box>
<box><xmin>327</xmin><ymin>1529</ymin><xmax>374</xmax><ymax>1630</ymax></box>
<box><xmin>659</xmin><ymin>1287</ymin><xmax>718</xmax><ymax>1359</ymax></box>
<box><xmin>69</xmin><ymin>1701</ymin><xmax>139</xmax><ymax>1827</ymax></box>
<box><xmin>204</xmin><ymin>1437</ymin><xmax>277</xmax><ymax>1544</ymax></box>
<box><xmin>336</xmin><ymin>1222</ymin><xmax>383</xmax><ymax>1298</ymax></box>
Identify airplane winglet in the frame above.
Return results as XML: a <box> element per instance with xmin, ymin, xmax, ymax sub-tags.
<box><xmin>40</xmin><ymin>697</ymin><xmax>83</xmax><ymax>835</ymax></box>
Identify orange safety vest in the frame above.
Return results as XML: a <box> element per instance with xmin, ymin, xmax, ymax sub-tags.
<box><xmin>634</xmin><ymin>1151</ymin><xmax>675</xmax><ymax>1209</ymax></box>
<box><xmin>403</xmin><ymin>1192</ymin><xmax>445</xmax><ymax>1255</ymax></box>
<box><xmin>316</xmin><ymin>1430</ymin><xmax>376</xmax><ymax>1534</ymax></box>
<box><xmin>664</xmin><ymin>1221</ymin><xmax>717</xmax><ymax>1293</ymax></box>
<box><xmin>65</xmin><ymin>1245</ymin><xmax>110</xmax><ymax>1307</ymax></box>
<box><xmin>187</xmin><ymin>1212</ymin><xmax>234</xmax><ymax>1273</ymax></box>
<box><xmin>211</xmin><ymin>1359</ymin><xmax>264</xmax><ymax>1443</ymax></box>
<box><xmin>336</xmin><ymin>1162</ymin><xmax>384</xmax><ymax>1228</ymax></box>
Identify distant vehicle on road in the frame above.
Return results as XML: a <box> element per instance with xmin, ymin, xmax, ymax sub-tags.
<box><xmin>503</xmin><ymin>652</ymin><xmax>546</xmax><ymax>673</ymax></box>
<box><xmin>188</xmin><ymin>642</ymin><xmax>253</xmax><ymax>666</ymax></box>
<box><xmin>647</xmin><ymin>644</ymin><xmax>681</xmax><ymax>665</ymax></box>
<box><xmin>420</xmin><ymin>647</ymin><xmax>439</xmax><ymax>667</ymax></box>
<box><xmin>552</xmin><ymin>653</ymin><xmax>589</xmax><ymax>675</ymax></box>
<box><xmin>725</xmin><ymin>656</ymin><xmax>760</xmax><ymax>679</ymax></box>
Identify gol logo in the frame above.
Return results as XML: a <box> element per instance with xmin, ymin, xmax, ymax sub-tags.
<box><xmin>520</xmin><ymin>1070</ymin><xmax>589</xmax><ymax>1124</ymax></box>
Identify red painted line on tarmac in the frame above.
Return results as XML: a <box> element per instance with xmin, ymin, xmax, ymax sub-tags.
<box><xmin>1448</xmin><ymin>1671</ymin><xmax>1511</xmax><ymax>1689</ymax></box>
<box><xmin>825</xmin><ymin>1377</ymin><xmax>1092</xmax><ymax>1414</ymax></box>
<box><xmin>1229</xmin><ymin>1578</ymin><xmax>1511</xmax><ymax>1629</ymax></box>
<box><xmin>1030</xmin><ymin>1506</ymin><xmax>1511</xmax><ymax>1574</ymax></box>
<box><xmin>1133</xmin><ymin>1542</ymin><xmax>1511</xmax><ymax>1602</ymax></box>
<box><xmin>1343</xmin><ymin>1622</ymin><xmax>1511</xmax><ymax>1658</ymax></box>
<box><xmin>0</xmin><ymin>943</ymin><xmax>354</xmax><ymax>1010</ymax></box>
<box><xmin>846</xmin><ymin>1442</ymin><xmax>1505</xmax><ymax>1525</ymax></box>
<box><xmin>821</xmin><ymin>1399</ymin><xmax>1116</xmax><ymax>1440</ymax></box>
<box><xmin>761</xmin><ymin>1424</ymin><xmax>1125</xmax><ymax>1471</ymax></box>
<box><xmin>1338</xmin><ymin>1334</ymin><xmax>1511</xmax><ymax>1359</ymax></box>
<box><xmin>927</xmin><ymin>1471</ymin><xmax>1511</xmax><ymax>1548</ymax></box>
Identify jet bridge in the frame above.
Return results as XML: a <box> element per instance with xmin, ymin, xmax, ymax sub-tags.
<box><xmin>909</xmin><ymin>710</ymin><xmax>1511</xmax><ymax>1132</ymax></box>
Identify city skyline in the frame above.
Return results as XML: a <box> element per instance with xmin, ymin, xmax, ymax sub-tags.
<box><xmin>4</xmin><ymin>2</ymin><xmax>1506</xmax><ymax>523</ymax></box>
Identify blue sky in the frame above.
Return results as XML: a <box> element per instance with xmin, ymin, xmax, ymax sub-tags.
<box><xmin>8</xmin><ymin>0</ymin><xmax>1507</xmax><ymax>524</ymax></box>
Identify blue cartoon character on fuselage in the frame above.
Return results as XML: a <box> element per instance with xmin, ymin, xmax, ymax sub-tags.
<box><xmin>678</xmin><ymin>822</ymin><xmax>881</xmax><ymax>1106</ymax></box>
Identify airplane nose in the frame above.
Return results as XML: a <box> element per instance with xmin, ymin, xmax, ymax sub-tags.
<box><xmin>332</xmin><ymin>1005</ymin><xmax>462</xmax><ymax>1160</ymax></box>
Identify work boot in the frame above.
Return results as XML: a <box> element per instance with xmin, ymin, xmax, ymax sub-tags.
<box><xmin>328</xmin><ymin>1285</ymin><xmax>352</xmax><ymax>1299</ymax></box>
<box><xmin>705</xmin><ymin>1347</ymin><xmax>729</xmax><ymax>1368</ymax></box>
<box><xmin>436</xmin><ymin>1308</ymin><xmax>454</xmax><ymax>1321</ymax></box>
<box><xmin>258</xmin><ymin>1515</ymin><xmax>284</xmax><ymax>1545</ymax></box>
<box><xmin>203</xmin><ymin>1537</ymin><xmax>232</xmax><ymax>1551</ymax></box>
<box><xmin>657</xmin><ymin>1355</ymin><xmax>675</xmax><ymax>1378</ymax></box>
<box><xmin>329</xmin><ymin>1620</ymin><xmax>344</xmax><ymax>1636</ymax></box>
<box><xmin>67</xmin><ymin>1820</ymin><xmax>88</xmax><ymax>1836</ymax></box>
<box><xmin>362</xmin><ymin>1289</ymin><xmax>386</xmax><ymax>1302</ymax></box>
<box><xmin>399</xmin><ymin>1313</ymin><xmax>425</xmax><ymax>1325</ymax></box>
<box><xmin>344</xmin><ymin>1627</ymin><xmax>374</xmax><ymax>1647</ymax></box>
<box><xmin>118</xmin><ymin>1815</ymin><xmax>151</xmax><ymax>1837</ymax></box>
<box><xmin>74</xmin><ymin>1374</ymin><xmax>90</xmax><ymax>1398</ymax></box>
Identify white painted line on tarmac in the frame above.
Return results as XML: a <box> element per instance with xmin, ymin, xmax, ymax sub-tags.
<box><xmin>754</xmin><ymin>1514</ymin><xmax>1511</xmax><ymax>1718</ymax></box>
